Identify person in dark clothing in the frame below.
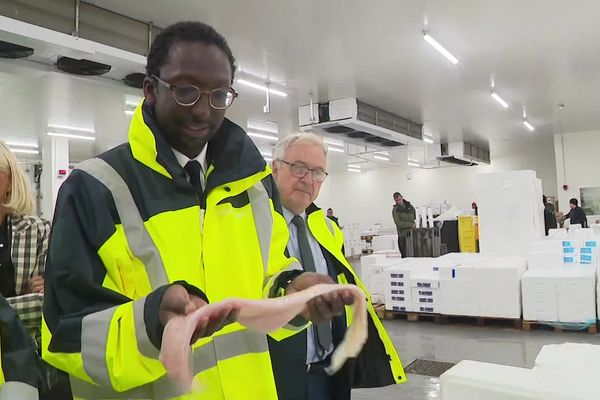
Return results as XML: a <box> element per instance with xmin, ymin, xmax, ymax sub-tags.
<box><xmin>392</xmin><ymin>192</ymin><xmax>416</xmax><ymax>258</ymax></box>
<box><xmin>0</xmin><ymin>294</ymin><xmax>40</xmax><ymax>399</ymax></box>
<box><xmin>564</xmin><ymin>198</ymin><xmax>588</xmax><ymax>228</ymax></box>
<box><xmin>543</xmin><ymin>195</ymin><xmax>557</xmax><ymax>235</ymax></box>
<box><xmin>326</xmin><ymin>208</ymin><xmax>340</xmax><ymax>227</ymax></box>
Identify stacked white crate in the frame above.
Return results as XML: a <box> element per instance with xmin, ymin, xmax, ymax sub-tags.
<box><xmin>522</xmin><ymin>232</ymin><xmax>598</xmax><ymax>323</ymax></box>
<box><xmin>408</xmin><ymin>258</ymin><xmax>441</xmax><ymax>313</ymax></box>
<box><xmin>384</xmin><ymin>264</ymin><xmax>413</xmax><ymax>312</ymax></box>
<box><xmin>476</xmin><ymin>170</ymin><xmax>544</xmax><ymax>257</ymax></box>
<box><xmin>360</xmin><ymin>254</ymin><xmax>402</xmax><ymax>304</ymax></box>
<box><xmin>440</xmin><ymin>343</ymin><xmax>600</xmax><ymax>400</ymax></box>
<box><xmin>438</xmin><ymin>253</ymin><xmax>526</xmax><ymax>318</ymax></box>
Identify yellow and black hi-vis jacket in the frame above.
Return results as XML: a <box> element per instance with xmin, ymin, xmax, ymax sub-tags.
<box><xmin>42</xmin><ymin>101</ymin><xmax>302</xmax><ymax>400</ymax></box>
<box><xmin>269</xmin><ymin>204</ymin><xmax>406</xmax><ymax>400</ymax></box>
<box><xmin>0</xmin><ymin>294</ymin><xmax>39</xmax><ymax>400</ymax></box>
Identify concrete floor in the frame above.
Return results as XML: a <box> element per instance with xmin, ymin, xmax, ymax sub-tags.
<box><xmin>351</xmin><ymin>319</ymin><xmax>600</xmax><ymax>400</ymax></box>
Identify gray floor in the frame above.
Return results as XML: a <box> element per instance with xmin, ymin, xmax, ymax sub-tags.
<box><xmin>351</xmin><ymin>318</ymin><xmax>600</xmax><ymax>400</ymax></box>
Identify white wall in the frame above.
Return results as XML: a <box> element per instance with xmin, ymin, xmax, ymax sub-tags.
<box><xmin>554</xmin><ymin>130</ymin><xmax>600</xmax><ymax>214</ymax></box>
<box><xmin>318</xmin><ymin>135</ymin><xmax>558</xmax><ymax>231</ymax></box>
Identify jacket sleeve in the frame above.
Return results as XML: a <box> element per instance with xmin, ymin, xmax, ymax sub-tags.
<box><xmin>0</xmin><ymin>294</ymin><xmax>39</xmax><ymax>391</ymax></box>
<box><xmin>42</xmin><ymin>170</ymin><xmax>203</xmax><ymax>392</ymax></box>
<box><xmin>7</xmin><ymin>219</ymin><xmax>51</xmax><ymax>332</ymax></box>
<box><xmin>392</xmin><ymin>207</ymin><xmax>401</xmax><ymax>229</ymax></box>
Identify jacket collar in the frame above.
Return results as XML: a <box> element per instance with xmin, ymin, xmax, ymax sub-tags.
<box><xmin>129</xmin><ymin>100</ymin><xmax>268</xmax><ymax>193</ymax></box>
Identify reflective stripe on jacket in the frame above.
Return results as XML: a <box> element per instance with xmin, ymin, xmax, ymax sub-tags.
<box><xmin>42</xmin><ymin>101</ymin><xmax>301</xmax><ymax>399</ymax></box>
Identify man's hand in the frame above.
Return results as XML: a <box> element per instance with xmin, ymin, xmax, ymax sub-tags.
<box><xmin>26</xmin><ymin>275</ymin><xmax>44</xmax><ymax>294</ymax></box>
<box><xmin>286</xmin><ymin>272</ymin><xmax>355</xmax><ymax>324</ymax></box>
<box><xmin>159</xmin><ymin>285</ymin><xmax>239</xmax><ymax>343</ymax></box>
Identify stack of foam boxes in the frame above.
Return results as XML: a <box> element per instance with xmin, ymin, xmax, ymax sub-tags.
<box><xmin>342</xmin><ymin>222</ymin><xmax>362</xmax><ymax>257</ymax></box>
<box><xmin>384</xmin><ymin>264</ymin><xmax>413</xmax><ymax>312</ymax></box>
<box><xmin>437</xmin><ymin>253</ymin><xmax>526</xmax><ymax>318</ymax></box>
<box><xmin>522</xmin><ymin>233</ymin><xmax>598</xmax><ymax>324</ymax></box>
<box><xmin>360</xmin><ymin>254</ymin><xmax>403</xmax><ymax>304</ymax></box>
<box><xmin>383</xmin><ymin>258</ymin><xmax>441</xmax><ymax>313</ymax></box>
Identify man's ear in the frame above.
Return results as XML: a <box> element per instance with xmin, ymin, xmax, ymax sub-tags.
<box><xmin>142</xmin><ymin>76</ymin><xmax>157</xmax><ymax>106</ymax></box>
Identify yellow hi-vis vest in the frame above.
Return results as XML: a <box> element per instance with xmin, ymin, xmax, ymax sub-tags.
<box><xmin>307</xmin><ymin>207</ymin><xmax>406</xmax><ymax>385</ymax></box>
<box><xmin>42</xmin><ymin>102</ymin><xmax>301</xmax><ymax>400</ymax></box>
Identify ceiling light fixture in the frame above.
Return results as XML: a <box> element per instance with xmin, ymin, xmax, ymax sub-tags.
<box><xmin>47</xmin><ymin>131</ymin><xmax>96</xmax><ymax>141</ymax></box>
<box><xmin>47</xmin><ymin>125</ymin><xmax>95</xmax><ymax>134</ymax></box>
<box><xmin>423</xmin><ymin>137</ymin><xmax>434</xmax><ymax>144</ymax></box>
<box><xmin>328</xmin><ymin>146</ymin><xmax>345</xmax><ymax>153</ymax></box>
<box><xmin>374</xmin><ymin>154</ymin><xmax>390</xmax><ymax>161</ymax></box>
<box><xmin>124</xmin><ymin>110</ymin><xmax>135</xmax><ymax>115</ymax></box>
<box><xmin>247</xmin><ymin>132</ymin><xmax>279</xmax><ymax>141</ymax></box>
<box><xmin>247</xmin><ymin>122</ymin><xmax>278</xmax><ymax>134</ymax></box>
<box><xmin>236</xmin><ymin>79</ymin><xmax>287</xmax><ymax>97</ymax></box>
<box><xmin>10</xmin><ymin>148</ymin><xmax>39</xmax><ymax>154</ymax></box>
<box><xmin>5</xmin><ymin>142</ymin><xmax>38</xmax><ymax>149</ymax></box>
<box><xmin>491</xmin><ymin>91</ymin><xmax>509</xmax><ymax>109</ymax></box>
<box><xmin>523</xmin><ymin>120</ymin><xmax>535</xmax><ymax>132</ymax></box>
<box><xmin>347</xmin><ymin>167</ymin><xmax>361</xmax><ymax>173</ymax></box>
<box><xmin>408</xmin><ymin>160</ymin><xmax>420</xmax><ymax>167</ymax></box>
<box><xmin>423</xmin><ymin>32</ymin><xmax>459</xmax><ymax>65</ymax></box>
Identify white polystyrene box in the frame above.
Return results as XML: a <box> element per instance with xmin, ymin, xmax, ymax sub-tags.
<box><xmin>521</xmin><ymin>270</ymin><xmax>559</xmax><ymax>321</ymax></box>
<box><xmin>557</xmin><ymin>267</ymin><xmax>596</xmax><ymax>323</ymax></box>
<box><xmin>527</xmin><ymin>251</ymin><xmax>564</xmax><ymax>270</ymax></box>
<box><xmin>371</xmin><ymin>234</ymin><xmax>399</xmax><ymax>252</ymax></box>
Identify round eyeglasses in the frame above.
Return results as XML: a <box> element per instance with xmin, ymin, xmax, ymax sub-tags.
<box><xmin>279</xmin><ymin>160</ymin><xmax>328</xmax><ymax>183</ymax></box>
<box><xmin>152</xmin><ymin>75</ymin><xmax>238</xmax><ymax>109</ymax></box>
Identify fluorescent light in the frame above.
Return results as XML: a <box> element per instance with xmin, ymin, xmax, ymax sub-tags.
<box><xmin>523</xmin><ymin>120</ymin><xmax>535</xmax><ymax>132</ymax></box>
<box><xmin>328</xmin><ymin>146</ymin><xmax>345</xmax><ymax>153</ymax></box>
<box><xmin>324</xmin><ymin>138</ymin><xmax>344</xmax><ymax>146</ymax></box>
<box><xmin>347</xmin><ymin>167</ymin><xmax>361</xmax><ymax>173</ymax></box>
<box><xmin>236</xmin><ymin>79</ymin><xmax>287</xmax><ymax>97</ymax></box>
<box><xmin>47</xmin><ymin>125</ymin><xmax>95</xmax><ymax>134</ymax></box>
<box><xmin>374</xmin><ymin>154</ymin><xmax>389</xmax><ymax>161</ymax></box>
<box><xmin>10</xmin><ymin>148</ymin><xmax>39</xmax><ymax>154</ymax></box>
<box><xmin>248</xmin><ymin>132</ymin><xmax>279</xmax><ymax>141</ymax></box>
<box><xmin>47</xmin><ymin>132</ymin><xmax>96</xmax><ymax>141</ymax></box>
<box><xmin>5</xmin><ymin>142</ymin><xmax>38</xmax><ymax>149</ymax></box>
<box><xmin>423</xmin><ymin>32</ymin><xmax>459</xmax><ymax>65</ymax></box>
<box><xmin>347</xmin><ymin>164</ymin><xmax>362</xmax><ymax>169</ymax></box>
<box><xmin>423</xmin><ymin>137</ymin><xmax>434</xmax><ymax>144</ymax></box>
<box><xmin>491</xmin><ymin>92</ymin><xmax>509</xmax><ymax>108</ymax></box>
<box><xmin>124</xmin><ymin>110</ymin><xmax>135</xmax><ymax>115</ymax></box>
<box><xmin>408</xmin><ymin>160</ymin><xmax>420</xmax><ymax>167</ymax></box>
<box><xmin>247</xmin><ymin>122</ymin><xmax>278</xmax><ymax>134</ymax></box>
<box><xmin>264</xmin><ymin>157</ymin><xmax>273</xmax><ymax>162</ymax></box>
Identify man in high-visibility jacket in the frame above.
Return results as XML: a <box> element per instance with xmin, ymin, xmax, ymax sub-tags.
<box><xmin>42</xmin><ymin>21</ymin><xmax>352</xmax><ymax>400</ymax></box>
<box><xmin>0</xmin><ymin>295</ymin><xmax>39</xmax><ymax>400</ymax></box>
<box><xmin>269</xmin><ymin>132</ymin><xmax>406</xmax><ymax>400</ymax></box>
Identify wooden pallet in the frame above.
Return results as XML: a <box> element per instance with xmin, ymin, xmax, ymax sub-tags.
<box><xmin>439</xmin><ymin>314</ymin><xmax>522</xmax><ymax>330</ymax></box>
<box><xmin>381</xmin><ymin>310</ymin><xmax>443</xmax><ymax>323</ymax></box>
<box><xmin>373</xmin><ymin>303</ymin><xmax>386</xmax><ymax>319</ymax></box>
<box><xmin>522</xmin><ymin>320</ymin><xmax>598</xmax><ymax>334</ymax></box>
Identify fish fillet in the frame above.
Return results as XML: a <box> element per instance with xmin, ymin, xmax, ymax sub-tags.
<box><xmin>160</xmin><ymin>283</ymin><xmax>368</xmax><ymax>390</ymax></box>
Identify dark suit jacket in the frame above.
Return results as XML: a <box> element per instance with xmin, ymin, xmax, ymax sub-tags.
<box><xmin>268</xmin><ymin>245</ymin><xmax>396</xmax><ymax>400</ymax></box>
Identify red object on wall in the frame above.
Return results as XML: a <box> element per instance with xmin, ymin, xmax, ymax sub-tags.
<box><xmin>562</xmin><ymin>184</ymin><xmax>568</xmax><ymax>190</ymax></box>
<box><xmin>58</xmin><ymin>169</ymin><xmax>67</xmax><ymax>176</ymax></box>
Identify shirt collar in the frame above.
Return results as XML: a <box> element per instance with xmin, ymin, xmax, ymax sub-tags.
<box><xmin>283</xmin><ymin>207</ymin><xmax>307</xmax><ymax>225</ymax></box>
<box><xmin>171</xmin><ymin>144</ymin><xmax>208</xmax><ymax>173</ymax></box>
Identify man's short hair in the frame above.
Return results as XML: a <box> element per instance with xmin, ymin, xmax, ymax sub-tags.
<box><xmin>146</xmin><ymin>21</ymin><xmax>237</xmax><ymax>83</ymax></box>
<box><xmin>393</xmin><ymin>192</ymin><xmax>402</xmax><ymax>198</ymax></box>
<box><xmin>570</xmin><ymin>198</ymin><xmax>578</xmax><ymax>206</ymax></box>
<box><xmin>273</xmin><ymin>132</ymin><xmax>328</xmax><ymax>162</ymax></box>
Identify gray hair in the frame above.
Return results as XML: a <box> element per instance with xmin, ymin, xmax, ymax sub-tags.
<box><xmin>272</xmin><ymin>132</ymin><xmax>329</xmax><ymax>161</ymax></box>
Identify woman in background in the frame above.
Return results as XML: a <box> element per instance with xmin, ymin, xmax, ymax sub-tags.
<box><xmin>0</xmin><ymin>141</ymin><xmax>50</xmax><ymax>334</ymax></box>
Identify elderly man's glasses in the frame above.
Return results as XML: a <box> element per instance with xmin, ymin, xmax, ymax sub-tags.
<box><xmin>279</xmin><ymin>160</ymin><xmax>328</xmax><ymax>183</ymax></box>
<box><xmin>152</xmin><ymin>75</ymin><xmax>238</xmax><ymax>109</ymax></box>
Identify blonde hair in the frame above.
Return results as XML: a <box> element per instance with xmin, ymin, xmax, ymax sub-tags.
<box><xmin>0</xmin><ymin>141</ymin><xmax>36</xmax><ymax>216</ymax></box>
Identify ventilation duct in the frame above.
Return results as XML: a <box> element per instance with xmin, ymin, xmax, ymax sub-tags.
<box><xmin>437</xmin><ymin>142</ymin><xmax>491</xmax><ymax>166</ymax></box>
<box><xmin>0</xmin><ymin>40</ymin><xmax>33</xmax><ymax>58</ymax></box>
<box><xmin>56</xmin><ymin>56</ymin><xmax>111</xmax><ymax>76</ymax></box>
<box><xmin>299</xmin><ymin>98</ymin><xmax>423</xmax><ymax>150</ymax></box>
<box><xmin>124</xmin><ymin>72</ymin><xmax>145</xmax><ymax>88</ymax></box>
